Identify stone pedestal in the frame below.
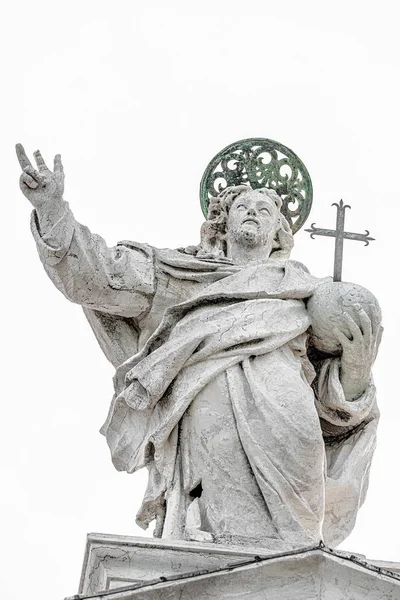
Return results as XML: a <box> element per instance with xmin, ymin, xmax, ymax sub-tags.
<box><xmin>66</xmin><ymin>533</ymin><xmax>400</xmax><ymax>599</ymax></box>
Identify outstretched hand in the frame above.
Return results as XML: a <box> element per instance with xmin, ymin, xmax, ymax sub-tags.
<box><xmin>16</xmin><ymin>144</ymin><xmax>65</xmax><ymax>210</ymax></box>
<box><xmin>333</xmin><ymin>304</ymin><xmax>383</xmax><ymax>401</ymax></box>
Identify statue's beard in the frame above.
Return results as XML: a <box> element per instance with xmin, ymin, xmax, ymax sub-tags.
<box><xmin>232</xmin><ymin>224</ymin><xmax>268</xmax><ymax>248</ymax></box>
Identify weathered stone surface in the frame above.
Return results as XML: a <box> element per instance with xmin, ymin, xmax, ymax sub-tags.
<box><xmin>17</xmin><ymin>145</ymin><xmax>382</xmax><ymax>550</ymax></box>
<box><xmin>69</xmin><ymin>534</ymin><xmax>400</xmax><ymax>600</ymax></box>
<box><xmin>77</xmin><ymin>533</ymin><xmax>280</xmax><ymax>596</ymax></box>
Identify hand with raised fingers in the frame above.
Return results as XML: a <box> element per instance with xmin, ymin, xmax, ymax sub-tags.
<box><xmin>16</xmin><ymin>144</ymin><xmax>65</xmax><ymax>210</ymax></box>
<box><xmin>333</xmin><ymin>304</ymin><xmax>383</xmax><ymax>401</ymax></box>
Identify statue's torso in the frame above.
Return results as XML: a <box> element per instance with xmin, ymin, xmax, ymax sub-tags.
<box><xmin>136</xmin><ymin>251</ymin><xmax>287</xmax><ymax>349</ymax></box>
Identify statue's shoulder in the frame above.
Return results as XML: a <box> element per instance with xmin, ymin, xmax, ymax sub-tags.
<box><xmin>117</xmin><ymin>240</ymin><xmax>154</xmax><ymax>253</ymax></box>
<box><xmin>115</xmin><ymin>240</ymin><xmax>157</xmax><ymax>267</ymax></box>
<box><xmin>116</xmin><ymin>242</ymin><xmax>191</xmax><ymax>263</ymax></box>
<box><xmin>284</xmin><ymin>258</ymin><xmax>311</xmax><ymax>274</ymax></box>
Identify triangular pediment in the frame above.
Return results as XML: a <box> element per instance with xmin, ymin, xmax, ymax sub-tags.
<box><xmin>67</xmin><ymin>533</ymin><xmax>400</xmax><ymax>600</ymax></box>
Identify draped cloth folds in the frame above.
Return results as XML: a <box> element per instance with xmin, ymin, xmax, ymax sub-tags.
<box><xmin>98</xmin><ymin>255</ymin><xmax>377</xmax><ymax>548</ymax></box>
<box><xmin>30</xmin><ymin>206</ymin><xmax>379</xmax><ymax>549</ymax></box>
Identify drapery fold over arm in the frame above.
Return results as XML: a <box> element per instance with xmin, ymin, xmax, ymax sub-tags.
<box><xmin>315</xmin><ymin>357</ymin><xmax>376</xmax><ymax>429</ymax></box>
<box><xmin>30</xmin><ymin>201</ymin><xmax>155</xmax><ymax>318</ymax></box>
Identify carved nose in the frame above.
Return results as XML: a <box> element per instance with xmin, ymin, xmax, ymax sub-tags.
<box><xmin>247</xmin><ymin>208</ymin><xmax>256</xmax><ymax>216</ymax></box>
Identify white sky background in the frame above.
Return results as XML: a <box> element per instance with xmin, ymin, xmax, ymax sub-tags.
<box><xmin>2</xmin><ymin>1</ymin><xmax>400</xmax><ymax>598</ymax></box>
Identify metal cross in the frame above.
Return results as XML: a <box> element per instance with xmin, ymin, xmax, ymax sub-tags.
<box><xmin>305</xmin><ymin>200</ymin><xmax>375</xmax><ymax>281</ymax></box>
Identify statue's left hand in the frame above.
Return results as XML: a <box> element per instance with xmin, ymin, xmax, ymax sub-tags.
<box><xmin>333</xmin><ymin>305</ymin><xmax>383</xmax><ymax>401</ymax></box>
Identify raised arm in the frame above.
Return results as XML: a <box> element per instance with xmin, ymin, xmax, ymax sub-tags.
<box><xmin>16</xmin><ymin>144</ymin><xmax>155</xmax><ymax>318</ymax></box>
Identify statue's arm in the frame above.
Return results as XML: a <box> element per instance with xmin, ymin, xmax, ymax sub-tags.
<box><xmin>333</xmin><ymin>307</ymin><xmax>382</xmax><ymax>402</ymax></box>
<box><xmin>17</xmin><ymin>145</ymin><xmax>155</xmax><ymax>318</ymax></box>
<box><xmin>311</xmin><ymin>307</ymin><xmax>382</xmax><ymax>429</ymax></box>
<box><xmin>313</xmin><ymin>355</ymin><xmax>378</xmax><ymax>430</ymax></box>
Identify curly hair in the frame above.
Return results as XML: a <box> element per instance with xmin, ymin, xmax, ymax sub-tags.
<box><xmin>185</xmin><ymin>185</ymin><xmax>294</xmax><ymax>260</ymax></box>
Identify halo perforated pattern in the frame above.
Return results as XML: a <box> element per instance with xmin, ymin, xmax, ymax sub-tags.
<box><xmin>200</xmin><ymin>138</ymin><xmax>313</xmax><ymax>234</ymax></box>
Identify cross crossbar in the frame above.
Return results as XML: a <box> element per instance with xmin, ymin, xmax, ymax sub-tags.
<box><xmin>305</xmin><ymin>200</ymin><xmax>375</xmax><ymax>281</ymax></box>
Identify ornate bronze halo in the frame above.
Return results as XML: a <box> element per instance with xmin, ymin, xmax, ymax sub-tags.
<box><xmin>200</xmin><ymin>138</ymin><xmax>313</xmax><ymax>234</ymax></box>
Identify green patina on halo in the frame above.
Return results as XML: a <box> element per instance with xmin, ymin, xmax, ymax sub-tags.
<box><xmin>200</xmin><ymin>138</ymin><xmax>313</xmax><ymax>234</ymax></box>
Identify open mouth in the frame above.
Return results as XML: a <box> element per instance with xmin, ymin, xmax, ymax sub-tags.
<box><xmin>242</xmin><ymin>218</ymin><xmax>259</xmax><ymax>225</ymax></box>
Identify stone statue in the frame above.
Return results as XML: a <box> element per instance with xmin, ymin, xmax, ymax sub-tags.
<box><xmin>16</xmin><ymin>142</ymin><xmax>382</xmax><ymax>552</ymax></box>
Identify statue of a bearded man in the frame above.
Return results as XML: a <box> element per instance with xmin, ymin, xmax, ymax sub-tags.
<box><xmin>17</xmin><ymin>144</ymin><xmax>382</xmax><ymax>551</ymax></box>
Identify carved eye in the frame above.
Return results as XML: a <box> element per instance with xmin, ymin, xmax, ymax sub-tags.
<box><xmin>236</xmin><ymin>204</ymin><xmax>246</xmax><ymax>210</ymax></box>
<box><xmin>259</xmin><ymin>207</ymin><xmax>270</xmax><ymax>215</ymax></box>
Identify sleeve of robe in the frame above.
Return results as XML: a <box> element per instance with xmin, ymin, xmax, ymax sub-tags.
<box><xmin>30</xmin><ymin>201</ymin><xmax>156</xmax><ymax>367</ymax></box>
<box><xmin>314</xmin><ymin>356</ymin><xmax>379</xmax><ymax>547</ymax></box>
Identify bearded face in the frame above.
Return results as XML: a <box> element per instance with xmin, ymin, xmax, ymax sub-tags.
<box><xmin>226</xmin><ymin>190</ymin><xmax>280</xmax><ymax>249</ymax></box>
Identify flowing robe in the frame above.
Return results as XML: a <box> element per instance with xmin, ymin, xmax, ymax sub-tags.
<box><xmin>31</xmin><ymin>202</ymin><xmax>379</xmax><ymax>550</ymax></box>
